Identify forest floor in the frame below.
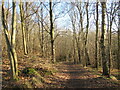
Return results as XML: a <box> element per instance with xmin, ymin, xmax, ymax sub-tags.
<box><xmin>2</xmin><ymin>53</ymin><xmax>120</xmax><ymax>89</ymax></box>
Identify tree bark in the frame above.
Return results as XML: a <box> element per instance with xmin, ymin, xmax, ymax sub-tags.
<box><xmin>118</xmin><ymin>1</ymin><xmax>120</xmax><ymax>79</ymax></box>
<box><xmin>49</xmin><ymin>0</ymin><xmax>55</xmax><ymax>63</ymax></box>
<box><xmin>77</xmin><ymin>3</ymin><xmax>84</xmax><ymax>66</ymax></box>
<box><xmin>85</xmin><ymin>2</ymin><xmax>90</xmax><ymax>66</ymax></box>
<box><xmin>95</xmin><ymin>2</ymin><xmax>99</xmax><ymax>69</ymax></box>
<box><xmin>100</xmin><ymin>2</ymin><xmax>109</xmax><ymax>76</ymax></box>
<box><xmin>19</xmin><ymin>1</ymin><xmax>28</xmax><ymax>55</ymax></box>
<box><xmin>40</xmin><ymin>2</ymin><xmax>44</xmax><ymax>57</ymax></box>
<box><xmin>11</xmin><ymin>0</ymin><xmax>18</xmax><ymax>76</ymax></box>
<box><xmin>2</xmin><ymin>0</ymin><xmax>18</xmax><ymax>80</ymax></box>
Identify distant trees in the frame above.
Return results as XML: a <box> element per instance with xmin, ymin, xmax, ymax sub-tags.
<box><xmin>2</xmin><ymin>0</ymin><xmax>18</xmax><ymax>80</ymax></box>
<box><xmin>1</xmin><ymin>0</ymin><xmax>119</xmax><ymax>79</ymax></box>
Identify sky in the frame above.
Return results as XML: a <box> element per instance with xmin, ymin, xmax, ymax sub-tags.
<box><xmin>0</xmin><ymin>0</ymin><xmax>119</xmax><ymax>32</ymax></box>
<box><xmin>1</xmin><ymin>0</ymin><xmax>120</xmax><ymax>2</ymax></box>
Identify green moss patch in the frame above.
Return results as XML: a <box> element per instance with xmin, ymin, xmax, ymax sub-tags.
<box><xmin>22</xmin><ymin>67</ymin><xmax>37</xmax><ymax>76</ymax></box>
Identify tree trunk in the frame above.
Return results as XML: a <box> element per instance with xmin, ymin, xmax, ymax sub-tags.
<box><xmin>19</xmin><ymin>1</ymin><xmax>28</xmax><ymax>55</ymax></box>
<box><xmin>11</xmin><ymin>1</ymin><xmax>18</xmax><ymax>76</ymax></box>
<box><xmin>25</xmin><ymin>2</ymin><xmax>29</xmax><ymax>54</ymax></box>
<box><xmin>2</xmin><ymin>1</ymin><xmax>18</xmax><ymax>80</ymax></box>
<box><xmin>77</xmin><ymin>42</ymin><xmax>81</xmax><ymax>64</ymax></box>
<box><xmin>49</xmin><ymin>1</ymin><xmax>55</xmax><ymax>63</ymax></box>
<box><xmin>118</xmin><ymin>1</ymin><xmax>120</xmax><ymax>79</ymax></box>
<box><xmin>40</xmin><ymin>2</ymin><xmax>44</xmax><ymax>57</ymax></box>
<box><xmin>73</xmin><ymin>34</ymin><xmax>76</xmax><ymax>64</ymax></box>
<box><xmin>77</xmin><ymin>3</ymin><xmax>84</xmax><ymax>66</ymax></box>
<box><xmin>95</xmin><ymin>2</ymin><xmax>99</xmax><ymax>69</ymax></box>
<box><xmin>107</xmin><ymin>20</ymin><xmax>113</xmax><ymax>75</ymax></box>
<box><xmin>100</xmin><ymin>2</ymin><xmax>109</xmax><ymax>76</ymax></box>
<box><xmin>85</xmin><ymin>2</ymin><xmax>90</xmax><ymax>66</ymax></box>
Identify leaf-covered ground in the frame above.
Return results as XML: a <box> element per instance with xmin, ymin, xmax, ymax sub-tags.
<box><xmin>2</xmin><ymin>54</ymin><xmax>120</xmax><ymax>89</ymax></box>
<box><xmin>47</xmin><ymin>62</ymin><xmax>120</xmax><ymax>88</ymax></box>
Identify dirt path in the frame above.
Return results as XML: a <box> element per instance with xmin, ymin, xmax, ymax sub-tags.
<box><xmin>2</xmin><ymin>56</ymin><xmax>120</xmax><ymax>88</ymax></box>
<box><xmin>45</xmin><ymin>62</ymin><xmax>120</xmax><ymax>88</ymax></box>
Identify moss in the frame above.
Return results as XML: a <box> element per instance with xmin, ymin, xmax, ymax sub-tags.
<box><xmin>18</xmin><ymin>70</ymin><xmax>21</xmax><ymax>75</ymax></box>
<box><xmin>22</xmin><ymin>67</ymin><xmax>36</xmax><ymax>76</ymax></box>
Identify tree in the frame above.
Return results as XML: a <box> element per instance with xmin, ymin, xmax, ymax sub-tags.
<box><xmin>84</xmin><ymin>2</ymin><xmax>90</xmax><ymax>66</ymax></box>
<box><xmin>69</xmin><ymin>9</ymin><xmax>77</xmax><ymax>64</ymax></box>
<box><xmin>49</xmin><ymin>0</ymin><xmax>56</xmax><ymax>63</ymax></box>
<box><xmin>40</xmin><ymin>2</ymin><xmax>44</xmax><ymax>57</ymax></box>
<box><xmin>100</xmin><ymin>2</ymin><xmax>109</xmax><ymax>76</ymax></box>
<box><xmin>106</xmin><ymin>2</ymin><xmax>118</xmax><ymax>75</ymax></box>
<box><xmin>72</xmin><ymin>2</ymin><xmax>84</xmax><ymax>65</ymax></box>
<box><xmin>95</xmin><ymin>2</ymin><xmax>99</xmax><ymax>69</ymax></box>
<box><xmin>37</xmin><ymin>2</ymin><xmax>45</xmax><ymax>57</ymax></box>
<box><xmin>19</xmin><ymin>0</ymin><xmax>28</xmax><ymax>55</ymax></box>
<box><xmin>118</xmin><ymin>1</ymin><xmax>120</xmax><ymax>79</ymax></box>
<box><xmin>2</xmin><ymin>0</ymin><xmax>18</xmax><ymax>80</ymax></box>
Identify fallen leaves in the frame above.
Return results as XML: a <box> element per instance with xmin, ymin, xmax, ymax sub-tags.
<box><xmin>2</xmin><ymin>55</ymin><xmax>120</xmax><ymax>88</ymax></box>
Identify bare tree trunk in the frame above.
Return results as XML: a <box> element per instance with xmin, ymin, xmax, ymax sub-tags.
<box><xmin>25</xmin><ymin>2</ymin><xmax>29</xmax><ymax>54</ymax></box>
<box><xmin>85</xmin><ymin>2</ymin><xmax>90</xmax><ymax>66</ymax></box>
<box><xmin>77</xmin><ymin>3</ymin><xmax>84</xmax><ymax>66</ymax></box>
<box><xmin>33</xmin><ymin>29</ymin><xmax>35</xmax><ymax>54</ymax></box>
<box><xmin>95</xmin><ymin>2</ymin><xmax>99</xmax><ymax>69</ymax></box>
<box><xmin>118</xmin><ymin>1</ymin><xmax>120</xmax><ymax>79</ymax></box>
<box><xmin>76</xmin><ymin>42</ymin><xmax>81</xmax><ymax>64</ymax></box>
<box><xmin>106</xmin><ymin>3</ymin><xmax>117</xmax><ymax>75</ymax></box>
<box><xmin>40</xmin><ymin>2</ymin><xmax>44</xmax><ymax>57</ymax></box>
<box><xmin>107</xmin><ymin>20</ymin><xmax>112</xmax><ymax>75</ymax></box>
<box><xmin>2</xmin><ymin>1</ymin><xmax>18</xmax><ymax>80</ymax></box>
<box><xmin>73</xmin><ymin>33</ymin><xmax>76</xmax><ymax>64</ymax></box>
<box><xmin>38</xmin><ymin>18</ymin><xmax>42</xmax><ymax>54</ymax></box>
<box><xmin>11</xmin><ymin>1</ymin><xmax>18</xmax><ymax>76</ymax></box>
<box><xmin>19</xmin><ymin>1</ymin><xmax>28</xmax><ymax>55</ymax></box>
<box><xmin>49</xmin><ymin>1</ymin><xmax>55</xmax><ymax>63</ymax></box>
<box><xmin>100</xmin><ymin>2</ymin><xmax>109</xmax><ymax>76</ymax></box>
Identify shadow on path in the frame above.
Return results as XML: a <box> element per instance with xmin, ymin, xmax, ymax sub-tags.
<box><xmin>51</xmin><ymin>62</ymin><xmax>120</xmax><ymax>88</ymax></box>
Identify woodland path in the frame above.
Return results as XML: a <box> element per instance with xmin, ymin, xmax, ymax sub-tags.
<box><xmin>2</xmin><ymin>56</ymin><xmax>120</xmax><ymax>88</ymax></box>
<box><xmin>45</xmin><ymin>62</ymin><xmax>120</xmax><ymax>88</ymax></box>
